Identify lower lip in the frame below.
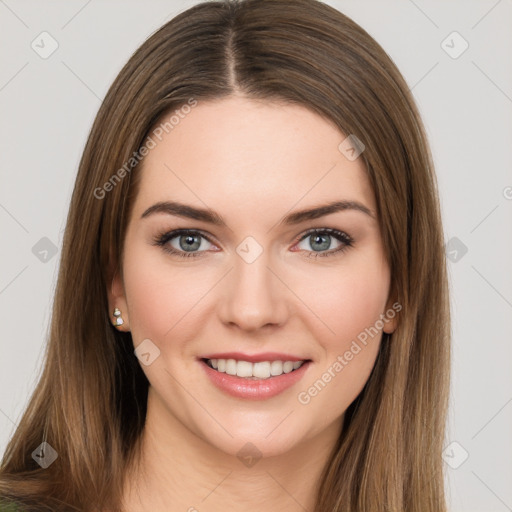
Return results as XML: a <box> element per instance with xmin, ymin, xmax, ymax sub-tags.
<box><xmin>199</xmin><ymin>359</ymin><xmax>312</xmax><ymax>400</ymax></box>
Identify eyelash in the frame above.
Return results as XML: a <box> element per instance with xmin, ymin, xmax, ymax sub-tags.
<box><xmin>152</xmin><ymin>228</ymin><xmax>354</xmax><ymax>259</ymax></box>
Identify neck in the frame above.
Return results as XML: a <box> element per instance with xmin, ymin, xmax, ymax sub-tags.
<box><xmin>122</xmin><ymin>387</ymin><xmax>343</xmax><ymax>512</ymax></box>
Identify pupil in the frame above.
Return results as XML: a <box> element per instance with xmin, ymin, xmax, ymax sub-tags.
<box><xmin>180</xmin><ymin>234</ymin><xmax>200</xmax><ymax>251</ymax></box>
<box><xmin>311</xmin><ymin>234</ymin><xmax>330</xmax><ymax>251</ymax></box>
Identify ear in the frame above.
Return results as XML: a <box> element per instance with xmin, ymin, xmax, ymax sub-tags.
<box><xmin>106</xmin><ymin>261</ymin><xmax>130</xmax><ymax>332</ymax></box>
<box><xmin>382</xmin><ymin>297</ymin><xmax>400</xmax><ymax>334</ymax></box>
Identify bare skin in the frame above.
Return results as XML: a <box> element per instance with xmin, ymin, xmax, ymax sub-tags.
<box><xmin>107</xmin><ymin>95</ymin><xmax>397</xmax><ymax>511</ymax></box>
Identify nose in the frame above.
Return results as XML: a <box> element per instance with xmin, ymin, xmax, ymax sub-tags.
<box><xmin>217</xmin><ymin>250</ymin><xmax>289</xmax><ymax>332</ymax></box>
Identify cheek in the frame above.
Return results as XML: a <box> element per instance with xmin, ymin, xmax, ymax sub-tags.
<box><xmin>299</xmin><ymin>256</ymin><xmax>390</xmax><ymax>347</ymax></box>
<box><xmin>122</xmin><ymin>243</ymin><xmax>202</xmax><ymax>346</ymax></box>
<box><xmin>305</xmin><ymin>259</ymin><xmax>390</xmax><ymax>407</ymax></box>
<box><xmin>293</xmin><ymin>254</ymin><xmax>390</xmax><ymax>407</ymax></box>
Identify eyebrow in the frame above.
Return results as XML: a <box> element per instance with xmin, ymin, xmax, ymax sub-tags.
<box><xmin>141</xmin><ymin>199</ymin><xmax>375</xmax><ymax>226</ymax></box>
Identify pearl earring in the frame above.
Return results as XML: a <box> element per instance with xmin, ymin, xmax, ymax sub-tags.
<box><xmin>113</xmin><ymin>307</ymin><xmax>124</xmax><ymax>326</ymax></box>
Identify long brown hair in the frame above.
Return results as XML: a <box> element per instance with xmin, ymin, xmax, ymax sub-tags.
<box><xmin>0</xmin><ymin>0</ymin><xmax>450</xmax><ymax>510</ymax></box>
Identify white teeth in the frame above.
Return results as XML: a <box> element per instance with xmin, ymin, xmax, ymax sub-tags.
<box><xmin>283</xmin><ymin>361</ymin><xmax>294</xmax><ymax>373</ymax></box>
<box><xmin>270</xmin><ymin>360</ymin><xmax>283</xmax><ymax>376</ymax></box>
<box><xmin>253</xmin><ymin>361</ymin><xmax>271</xmax><ymax>379</ymax></box>
<box><xmin>206</xmin><ymin>358</ymin><xmax>306</xmax><ymax>379</ymax></box>
<box><xmin>225</xmin><ymin>359</ymin><xmax>237</xmax><ymax>376</ymax></box>
<box><xmin>236</xmin><ymin>360</ymin><xmax>253</xmax><ymax>378</ymax></box>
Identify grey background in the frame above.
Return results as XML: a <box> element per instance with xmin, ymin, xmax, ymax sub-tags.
<box><xmin>1</xmin><ymin>1</ymin><xmax>511</xmax><ymax>510</ymax></box>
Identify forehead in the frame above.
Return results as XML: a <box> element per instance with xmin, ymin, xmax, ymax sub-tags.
<box><xmin>132</xmin><ymin>95</ymin><xmax>375</xmax><ymax>221</ymax></box>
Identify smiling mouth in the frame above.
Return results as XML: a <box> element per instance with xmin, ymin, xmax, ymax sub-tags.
<box><xmin>201</xmin><ymin>358</ymin><xmax>310</xmax><ymax>380</ymax></box>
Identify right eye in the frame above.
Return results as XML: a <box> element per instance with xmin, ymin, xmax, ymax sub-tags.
<box><xmin>153</xmin><ymin>229</ymin><xmax>217</xmax><ymax>258</ymax></box>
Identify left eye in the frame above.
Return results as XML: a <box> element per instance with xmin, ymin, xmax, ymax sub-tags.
<box><xmin>293</xmin><ymin>228</ymin><xmax>353</xmax><ymax>258</ymax></box>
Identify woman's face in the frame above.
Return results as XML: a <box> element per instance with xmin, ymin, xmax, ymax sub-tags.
<box><xmin>111</xmin><ymin>95</ymin><xmax>396</xmax><ymax>458</ymax></box>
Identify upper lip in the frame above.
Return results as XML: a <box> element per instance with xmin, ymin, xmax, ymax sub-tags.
<box><xmin>200</xmin><ymin>352</ymin><xmax>310</xmax><ymax>363</ymax></box>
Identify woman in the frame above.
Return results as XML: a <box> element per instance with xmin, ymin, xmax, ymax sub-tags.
<box><xmin>0</xmin><ymin>0</ymin><xmax>450</xmax><ymax>510</ymax></box>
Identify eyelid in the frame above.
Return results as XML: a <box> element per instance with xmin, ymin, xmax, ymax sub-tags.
<box><xmin>294</xmin><ymin>227</ymin><xmax>352</xmax><ymax>244</ymax></box>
